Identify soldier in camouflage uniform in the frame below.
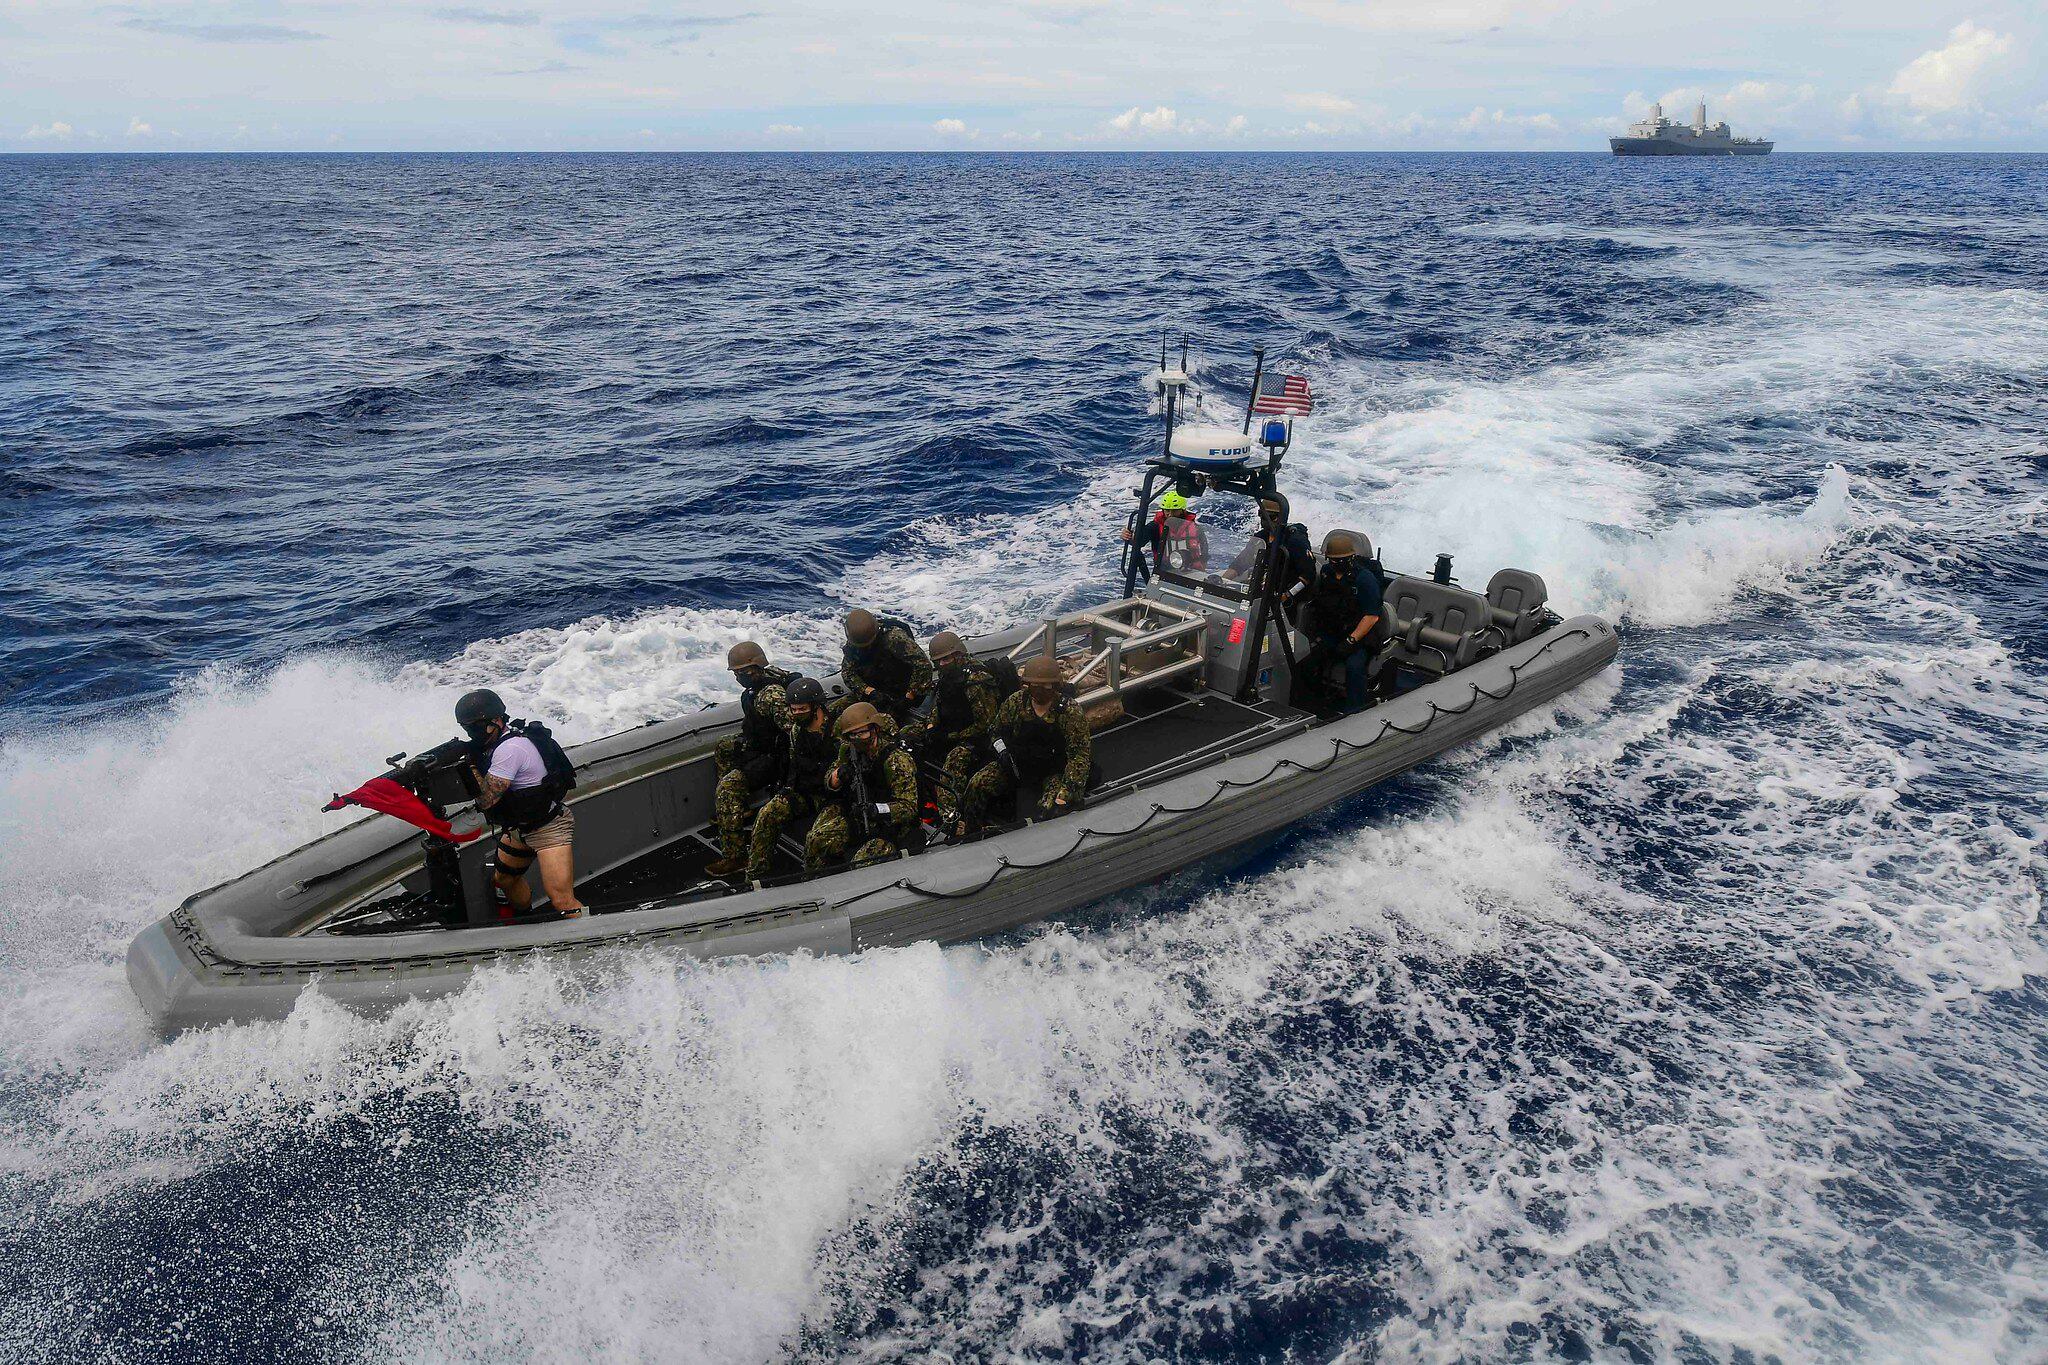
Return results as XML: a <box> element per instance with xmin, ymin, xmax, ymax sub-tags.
<box><xmin>834</xmin><ymin>608</ymin><xmax>933</xmax><ymax>723</ymax></box>
<box><xmin>741</xmin><ymin>678</ymin><xmax>836</xmax><ymax>883</ymax></box>
<box><xmin>960</xmin><ymin>655</ymin><xmax>1092</xmax><ymax>831</ymax></box>
<box><xmin>900</xmin><ymin>629</ymin><xmax>1001</xmax><ymax>821</ymax></box>
<box><xmin>706</xmin><ymin>641</ymin><xmax>800</xmax><ymax>878</ymax></box>
<box><xmin>807</xmin><ymin>701</ymin><xmax>923</xmax><ymax>869</ymax></box>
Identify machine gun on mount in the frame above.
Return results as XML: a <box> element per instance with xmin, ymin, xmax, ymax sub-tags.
<box><xmin>321</xmin><ymin>736</ymin><xmax>485</xmax><ymax>932</ymax></box>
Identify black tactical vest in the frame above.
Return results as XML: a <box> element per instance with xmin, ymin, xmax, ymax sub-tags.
<box><xmin>786</xmin><ymin>722</ymin><xmax>837</xmax><ymax>798</ymax></box>
<box><xmin>481</xmin><ymin>721</ymin><xmax>577</xmax><ymax>833</ymax></box>
<box><xmin>933</xmin><ymin>661</ymin><xmax>991</xmax><ymax>736</ymax></box>
<box><xmin>740</xmin><ymin>666</ymin><xmax>799</xmax><ymax>753</ymax></box>
<box><xmin>1308</xmin><ymin>562</ymin><xmax>1365</xmax><ymax>639</ymax></box>
<box><xmin>1003</xmin><ymin>700</ymin><xmax>1069</xmax><ymax>783</ymax></box>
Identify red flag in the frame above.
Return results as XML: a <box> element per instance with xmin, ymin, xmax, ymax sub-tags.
<box><xmin>324</xmin><ymin>776</ymin><xmax>482</xmax><ymax>843</ymax></box>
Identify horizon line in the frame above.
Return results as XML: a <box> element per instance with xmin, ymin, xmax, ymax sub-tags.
<box><xmin>5</xmin><ymin>146</ymin><xmax>2046</xmax><ymax>157</ymax></box>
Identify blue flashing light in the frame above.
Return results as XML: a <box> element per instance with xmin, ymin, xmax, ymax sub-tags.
<box><xmin>1260</xmin><ymin>419</ymin><xmax>1289</xmax><ymax>448</ymax></box>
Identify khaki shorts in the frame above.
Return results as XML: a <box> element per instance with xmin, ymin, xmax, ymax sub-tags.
<box><xmin>505</xmin><ymin>805</ymin><xmax>575</xmax><ymax>853</ymax></box>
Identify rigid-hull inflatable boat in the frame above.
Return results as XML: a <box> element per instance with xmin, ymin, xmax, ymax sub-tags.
<box><xmin>128</xmin><ymin>557</ymin><xmax>1617</xmax><ymax>1034</ymax></box>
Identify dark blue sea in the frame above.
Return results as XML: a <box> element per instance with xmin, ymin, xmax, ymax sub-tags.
<box><xmin>2</xmin><ymin>152</ymin><xmax>2045</xmax><ymax>1363</ymax></box>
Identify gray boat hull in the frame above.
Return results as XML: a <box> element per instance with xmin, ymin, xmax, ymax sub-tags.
<box><xmin>127</xmin><ymin>616</ymin><xmax>1618</xmax><ymax>1034</ymax></box>
<box><xmin>1610</xmin><ymin>137</ymin><xmax>1773</xmax><ymax>156</ymax></box>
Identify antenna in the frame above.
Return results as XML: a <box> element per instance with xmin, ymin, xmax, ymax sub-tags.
<box><xmin>1241</xmin><ymin>345</ymin><xmax>1266</xmax><ymax>435</ymax></box>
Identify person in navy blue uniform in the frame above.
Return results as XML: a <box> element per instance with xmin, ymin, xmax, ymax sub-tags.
<box><xmin>1224</xmin><ymin>496</ymin><xmax>1317</xmax><ymax>611</ymax></box>
<box><xmin>1300</xmin><ymin>531</ymin><xmax>1386</xmax><ymax>714</ymax></box>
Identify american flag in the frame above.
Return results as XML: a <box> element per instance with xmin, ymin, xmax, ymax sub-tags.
<box><xmin>1249</xmin><ymin>371</ymin><xmax>1313</xmax><ymax>416</ymax></box>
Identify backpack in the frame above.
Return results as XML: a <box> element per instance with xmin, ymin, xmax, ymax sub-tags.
<box><xmin>983</xmin><ymin>655</ymin><xmax>1022</xmax><ymax>702</ymax></box>
<box><xmin>510</xmin><ymin>719</ymin><xmax>578</xmax><ymax>799</ymax></box>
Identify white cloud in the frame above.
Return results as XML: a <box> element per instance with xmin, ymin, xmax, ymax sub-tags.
<box><xmin>1281</xmin><ymin>105</ymin><xmax>1437</xmax><ymax>141</ymax></box>
<box><xmin>1107</xmin><ymin>104</ymin><xmax>1182</xmax><ymax>135</ymax></box>
<box><xmin>764</xmin><ymin>122</ymin><xmax>803</xmax><ymax>135</ymax></box>
<box><xmin>24</xmin><ymin>121</ymin><xmax>75</xmax><ymax>141</ymax></box>
<box><xmin>0</xmin><ymin>3</ymin><xmax>2036</xmax><ymax>151</ymax></box>
<box><xmin>1455</xmin><ymin>106</ymin><xmax>1561</xmax><ymax>134</ymax></box>
<box><xmin>1887</xmin><ymin>21</ymin><xmax>2015</xmax><ymax>112</ymax></box>
<box><xmin>1286</xmin><ymin>92</ymin><xmax>1356</xmax><ymax>116</ymax></box>
<box><xmin>125</xmin><ymin>116</ymin><xmax>153</xmax><ymax>138</ymax></box>
<box><xmin>1642</xmin><ymin>80</ymin><xmax>1818</xmax><ymax>133</ymax></box>
<box><xmin>999</xmin><ymin>129</ymin><xmax>1044</xmax><ymax>143</ymax></box>
<box><xmin>1288</xmin><ymin>0</ymin><xmax>1570</xmax><ymax>34</ymax></box>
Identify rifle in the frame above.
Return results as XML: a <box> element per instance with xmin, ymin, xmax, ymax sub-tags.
<box><xmin>845</xmin><ymin>753</ymin><xmax>895</xmax><ymax>845</ymax></box>
<box><xmin>987</xmin><ymin>725</ymin><xmax>1022</xmax><ymax>782</ymax></box>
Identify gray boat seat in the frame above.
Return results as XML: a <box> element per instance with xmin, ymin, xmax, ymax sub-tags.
<box><xmin>1327</xmin><ymin>528</ymin><xmax>1371</xmax><ymax>563</ymax></box>
<box><xmin>1483</xmin><ymin>569</ymin><xmax>1549</xmax><ymax>647</ymax></box>
<box><xmin>1380</xmin><ymin>576</ymin><xmax>1492</xmax><ymax>676</ymax></box>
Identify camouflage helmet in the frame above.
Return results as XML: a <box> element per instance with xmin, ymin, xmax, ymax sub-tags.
<box><xmin>726</xmin><ymin>640</ymin><xmax>768</xmax><ymax>670</ymax></box>
<box><xmin>929</xmin><ymin>630</ymin><xmax>967</xmax><ymax>662</ymax></box>
<box><xmin>786</xmin><ymin>677</ymin><xmax>825</xmax><ymax>710</ymax></box>
<box><xmin>835</xmin><ymin>701</ymin><xmax>883</xmax><ymax>735</ymax></box>
<box><xmin>1019</xmin><ymin>655</ymin><xmax>1064</xmax><ymax>687</ymax></box>
<box><xmin>1322</xmin><ymin>531</ymin><xmax>1356</xmax><ymax>558</ymax></box>
<box><xmin>843</xmin><ymin>609</ymin><xmax>880</xmax><ymax>645</ymax></box>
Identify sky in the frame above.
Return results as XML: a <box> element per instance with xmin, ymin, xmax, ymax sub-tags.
<box><xmin>1</xmin><ymin>1</ymin><xmax>2043</xmax><ymax>152</ymax></box>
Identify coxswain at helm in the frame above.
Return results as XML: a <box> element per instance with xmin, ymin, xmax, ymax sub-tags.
<box><xmin>810</xmin><ymin>701</ymin><xmax>923</xmax><ymax>869</ymax></box>
<box><xmin>1299</xmin><ymin>531</ymin><xmax>1388</xmax><ymax>715</ymax></box>
<box><xmin>959</xmin><ymin>655</ymin><xmax>1093</xmax><ymax>833</ymax></box>
<box><xmin>706</xmin><ymin>641</ymin><xmax>802</xmax><ymax>880</ymax></box>
<box><xmin>456</xmin><ymin>689</ymin><xmax>585</xmax><ymax>918</ymax></box>
<box><xmin>836</xmin><ymin>608</ymin><xmax>933</xmax><ymax>722</ymax></box>
<box><xmin>1121</xmin><ymin>488</ymin><xmax>1210</xmax><ymax>577</ymax></box>
<box><xmin>1223</xmin><ymin>495</ymin><xmax>1317</xmax><ymax>616</ymax></box>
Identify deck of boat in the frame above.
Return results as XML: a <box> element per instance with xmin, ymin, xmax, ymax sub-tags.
<box><xmin>576</xmin><ymin>685</ymin><xmax>1311</xmax><ymax>912</ymax></box>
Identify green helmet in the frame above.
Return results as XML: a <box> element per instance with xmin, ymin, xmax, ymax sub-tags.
<box><xmin>1020</xmin><ymin>655</ymin><xmax>1064</xmax><ymax>687</ymax></box>
<box><xmin>836</xmin><ymin>701</ymin><xmax>883</xmax><ymax>735</ymax></box>
<box><xmin>1159</xmin><ymin>490</ymin><xmax>1189</xmax><ymax>513</ymax></box>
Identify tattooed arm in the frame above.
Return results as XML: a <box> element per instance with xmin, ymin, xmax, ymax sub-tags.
<box><xmin>471</xmin><ymin>768</ymin><xmax>511</xmax><ymax>810</ymax></box>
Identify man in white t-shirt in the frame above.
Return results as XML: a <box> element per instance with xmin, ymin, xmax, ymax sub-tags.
<box><xmin>457</xmin><ymin>689</ymin><xmax>585</xmax><ymax>919</ymax></box>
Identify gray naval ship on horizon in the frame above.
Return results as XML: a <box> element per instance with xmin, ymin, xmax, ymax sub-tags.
<box><xmin>1611</xmin><ymin>101</ymin><xmax>1773</xmax><ymax>156</ymax></box>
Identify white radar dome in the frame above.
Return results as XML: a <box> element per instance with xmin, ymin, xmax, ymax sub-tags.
<box><xmin>1167</xmin><ymin>424</ymin><xmax>1255</xmax><ymax>468</ymax></box>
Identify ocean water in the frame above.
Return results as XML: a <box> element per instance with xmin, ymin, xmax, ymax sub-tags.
<box><xmin>1</xmin><ymin>152</ymin><xmax>2045</xmax><ymax>1362</ymax></box>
